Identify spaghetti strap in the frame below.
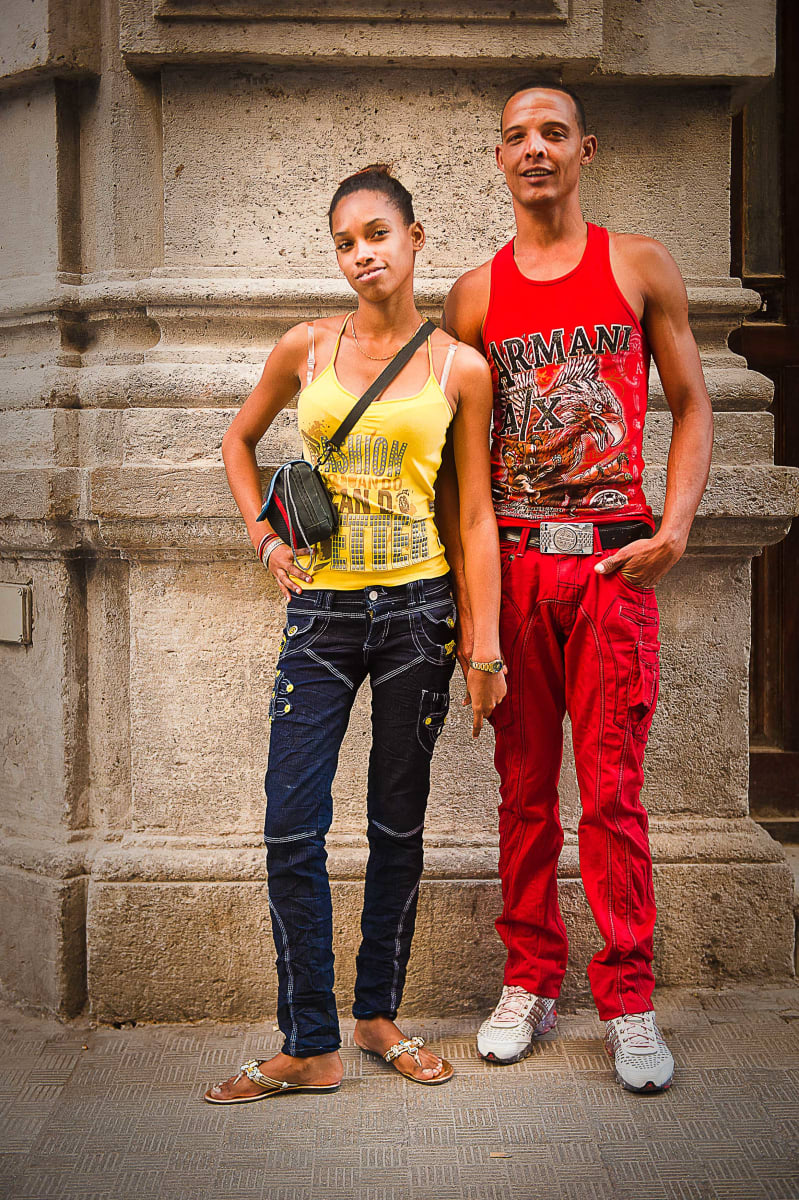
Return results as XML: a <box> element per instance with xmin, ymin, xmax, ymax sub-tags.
<box><xmin>331</xmin><ymin>313</ymin><xmax>355</xmax><ymax>373</ymax></box>
<box><xmin>425</xmin><ymin>334</ymin><xmax>435</xmax><ymax>374</ymax></box>
<box><xmin>306</xmin><ymin>323</ymin><xmax>316</xmax><ymax>388</ymax></box>
<box><xmin>440</xmin><ymin>343</ymin><xmax>457</xmax><ymax>393</ymax></box>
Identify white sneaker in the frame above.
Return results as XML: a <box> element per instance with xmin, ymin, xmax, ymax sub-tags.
<box><xmin>605</xmin><ymin>1011</ymin><xmax>674</xmax><ymax>1093</ymax></box>
<box><xmin>477</xmin><ymin>986</ymin><xmax>558</xmax><ymax>1064</ymax></box>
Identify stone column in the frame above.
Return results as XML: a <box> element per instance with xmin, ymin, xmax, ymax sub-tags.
<box><xmin>0</xmin><ymin>0</ymin><xmax>796</xmax><ymax>1018</ymax></box>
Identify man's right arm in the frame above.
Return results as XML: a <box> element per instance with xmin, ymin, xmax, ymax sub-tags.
<box><xmin>440</xmin><ymin>262</ymin><xmax>493</xmax><ymax>676</ymax></box>
<box><xmin>442</xmin><ymin>263</ymin><xmax>492</xmax><ymax>351</ymax></box>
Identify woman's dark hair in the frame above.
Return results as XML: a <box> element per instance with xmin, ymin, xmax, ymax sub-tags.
<box><xmin>328</xmin><ymin>164</ymin><xmax>415</xmax><ymax>231</ymax></box>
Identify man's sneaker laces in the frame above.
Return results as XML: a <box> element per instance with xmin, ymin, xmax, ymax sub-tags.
<box><xmin>477</xmin><ymin>986</ymin><xmax>557</xmax><ymax>1064</ymax></box>
<box><xmin>604</xmin><ymin>1011</ymin><xmax>674</xmax><ymax>1093</ymax></box>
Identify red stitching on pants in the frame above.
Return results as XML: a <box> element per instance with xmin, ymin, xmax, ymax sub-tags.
<box><xmin>577</xmin><ymin>606</ymin><xmax>619</xmax><ymax>1004</ymax></box>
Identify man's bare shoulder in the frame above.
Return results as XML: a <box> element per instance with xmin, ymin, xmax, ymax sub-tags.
<box><xmin>452</xmin><ymin>339</ymin><xmax>493</xmax><ymax>380</ymax></box>
<box><xmin>610</xmin><ymin>232</ymin><xmax>683</xmax><ymax>277</ymax></box>
<box><xmin>444</xmin><ymin>261</ymin><xmax>492</xmax><ymax>347</ymax></box>
<box><xmin>609</xmin><ymin>232</ymin><xmax>687</xmax><ymax>308</ymax></box>
<box><xmin>448</xmin><ymin>260</ymin><xmax>492</xmax><ymax>304</ymax></box>
<box><xmin>430</xmin><ymin>327</ymin><xmax>490</xmax><ymax>382</ymax></box>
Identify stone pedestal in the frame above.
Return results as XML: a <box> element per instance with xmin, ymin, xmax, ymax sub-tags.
<box><xmin>0</xmin><ymin>0</ymin><xmax>795</xmax><ymax>1018</ymax></box>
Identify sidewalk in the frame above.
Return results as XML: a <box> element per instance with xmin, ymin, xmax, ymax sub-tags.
<box><xmin>1</xmin><ymin>985</ymin><xmax>798</xmax><ymax>1200</ymax></box>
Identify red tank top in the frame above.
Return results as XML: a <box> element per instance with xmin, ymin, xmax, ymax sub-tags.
<box><xmin>482</xmin><ymin>223</ymin><xmax>653</xmax><ymax>527</ymax></box>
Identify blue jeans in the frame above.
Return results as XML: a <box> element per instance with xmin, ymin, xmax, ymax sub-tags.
<box><xmin>264</xmin><ymin>574</ymin><xmax>457</xmax><ymax>1057</ymax></box>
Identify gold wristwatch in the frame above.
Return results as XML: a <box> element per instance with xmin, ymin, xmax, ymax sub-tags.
<box><xmin>469</xmin><ymin>658</ymin><xmax>504</xmax><ymax>674</ymax></box>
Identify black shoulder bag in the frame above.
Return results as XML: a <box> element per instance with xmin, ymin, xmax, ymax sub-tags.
<box><xmin>257</xmin><ymin>320</ymin><xmax>437</xmax><ymax>563</ymax></box>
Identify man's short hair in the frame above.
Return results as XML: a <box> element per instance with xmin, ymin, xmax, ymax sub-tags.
<box><xmin>500</xmin><ymin>83</ymin><xmax>587</xmax><ymax>137</ymax></box>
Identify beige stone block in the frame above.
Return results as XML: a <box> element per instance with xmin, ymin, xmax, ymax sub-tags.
<box><xmin>82</xmin><ymin>876</ymin><xmax>563</xmax><ymax>1022</ymax></box>
<box><xmin>0</xmin><ymin>0</ymin><xmax>50</xmax><ymax>80</ymax></box>
<box><xmin>0</xmin><ymin>411</ymin><xmax>60</xmax><ymax>467</ymax></box>
<box><xmin>85</xmin><ymin>850</ymin><xmax>794</xmax><ymax>1022</ymax></box>
<box><xmin>0</xmin><ymin>863</ymin><xmax>86</xmax><ymax>1016</ymax></box>
<box><xmin>86</xmin><ymin>558</ymin><xmax>131</xmax><ymax>832</ymax></box>
<box><xmin>0</xmin><ymin>468</ymin><xmax>84</xmax><ymax>520</ymax></box>
<box><xmin>0</xmin><ymin>556</ymin><xmax>89</xmax><ymax>836</ymax></box>
<box><xmin>0</xmin><ymin>82</ymin><xmax>59</xmax><ymax>279</ymax></box>
<box><xmin>0</xmin><ymin>410</ymin><xmax>80</xmax><ymax>468</ymax></box>
<box><xmin>600</xmin><ymin>0</ymin><xmax>775</xmax><ymax>81</ymax></box>
<box><xmin>72</xmin><ymin>362</ymin><xmax>263</xmax><ymax>410</ymax></box>
<box><xmin>124</xmin><ymin>560</ymin><xmax>498</xmax><ymax>841</ymax></box>
<box><xmin>84</xmin><ymin>407</ymin><xmax>773</xmax><ymax>469</ymax></box>
<box><xmin>121</xmin><ymin>0</ymin><xmax>603</xmax><ymax>69</ymax></box>
<box><xmin>127</xmin><ymin>560</ymin><xmax>277</xmax><ymax>835</ymax></box>
<box><xmin>326</xmin><ymin>673</ymin><xmax>497</xmax><ymax>843</ymax></box>
<box><xmin>77</xmin><ymin>409</ymin><xmax>124</xmax><ymax>467</ymax></box>
<box><xmin>0</xmin><ymin>0</ymin><xmax>98</xmax><ymax>84</ymax></box>
<box><xmin>78</xmin><ymin>67</ymin><xmax>163</xmax><ymax>273</ymax></box>
<box><xmin>120</xmin><ymin>0</ymin><xmax>775</xmax><ymax>83</ymax></box>
<box><xmin>550</xmin><ymin>859</ymin><xmax>795</xmax><ymax>1006</ymax></box>
<box><xmin>649</xmin><ymin>365</ymin><xmax>773</xmax><ymax>412</ymax></box>
<box><xmin>120</xmin><ymin>407</ymin><xmax>300</xmax><ymax>466</ymax></box>
<box><xmin>119</xmin><ymin>547</ymin><xmax>761</xmax><ymax>843</ymax></box>
<box><xmin>87</xmin><ymin>878</ymin><xmax>273</xmax><ymax>1022</ymax></box>
<box><xmin>0</xmin><ymin>276</ymin><xmax>762</xmax><ymax>408</ymax></box>
<box><xmin>652</xmin><ymin>861</ymin><xmax>795</xmax><ymax>986</ymax></box>
<box><xmin>641</xmin><ymin>555</ymin><xmax>752</xmax><ymax>818</ymax></box>
<box><xmin>705</xmin><ymin>412</ymin><xmax>774</xmax><ymax>465</ymax></box>
<box><xmin>161</xmin><ymin>72</ymin><xmax>732</xmax><ymax>278</ymax></box>
<box><xmin>87</xmin><ymin>463</ymin><xmax>799</xmax><ymax>529</ymax></box>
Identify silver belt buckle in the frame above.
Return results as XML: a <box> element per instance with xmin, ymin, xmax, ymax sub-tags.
<box><xmin>539</xmin><ymin>521</ymin><xmax>594</xmax><ymax>555</ymax></box>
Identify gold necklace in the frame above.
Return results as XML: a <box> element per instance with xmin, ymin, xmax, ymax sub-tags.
<box><xmin>349</xmin><ymin>314</ymin><xmax>424</xmax><ymax>361</ymax></box>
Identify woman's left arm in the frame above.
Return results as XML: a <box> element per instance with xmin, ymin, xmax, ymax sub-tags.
<box><xmin>447</xmin><ymin>346</ymin><xmax>507</xmax><ymax>736</ymax></box>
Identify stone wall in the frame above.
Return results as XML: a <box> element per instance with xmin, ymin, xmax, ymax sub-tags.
<box><xmin>1</xmin><ymin>0</ymin><xmax>797</xmax><ymax>1019</ymax></box>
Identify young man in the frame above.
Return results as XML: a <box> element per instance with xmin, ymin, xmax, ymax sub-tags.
<box><xmin>443</xmin><ymin>84</ymin><xmax>713</xmax><ymax>1092</ymax></box>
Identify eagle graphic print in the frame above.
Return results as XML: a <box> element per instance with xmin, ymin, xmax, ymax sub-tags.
<box><xmin>483</xmin><ymin>225</ymin><xmax>654</xmax><ymax>526</ymax></box>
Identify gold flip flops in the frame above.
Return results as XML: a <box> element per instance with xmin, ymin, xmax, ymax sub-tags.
<box><xmin>359</xmin><ymin>1035</ymin><xmax>454</xmax><ymax>1085</ymax></box>
<box><xmin>204</xmin><ymin>1059</ymin><xmax>341</xmax><ymax>1104</ymax></box>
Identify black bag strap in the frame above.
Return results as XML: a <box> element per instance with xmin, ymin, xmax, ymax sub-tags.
<box><xmin>322</xmin><ymin>319</ymin><xmax>437</xmax><ymax>456</ymax></box>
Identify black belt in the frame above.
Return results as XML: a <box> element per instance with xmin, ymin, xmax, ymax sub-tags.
<box><xmin>500</xmin><ymin>521</ymin><xmax>653</xmax><ymax>553</ymax></box>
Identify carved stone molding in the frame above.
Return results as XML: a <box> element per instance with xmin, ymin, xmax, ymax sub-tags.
<box><xmin>0</xmin><ymin>275</ymin><xmax>774</xmax><ymax>413</ymax></box>
<box><xmin>154</xmin><ymin>0</ymin><xmax>568</xmax><ymax>20</ymax></box>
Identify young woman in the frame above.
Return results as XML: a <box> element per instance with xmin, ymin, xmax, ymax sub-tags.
<box><xmin>205</xmin><ymin>166</ymin><xmax>504</xmax><ymax>1103</ymax></box>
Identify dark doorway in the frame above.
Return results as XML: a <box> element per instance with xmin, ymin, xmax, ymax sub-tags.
<box><xmin>731</xmin><ymin>0</ymin><xmax>799</xmax><ymax>832</ymax></box>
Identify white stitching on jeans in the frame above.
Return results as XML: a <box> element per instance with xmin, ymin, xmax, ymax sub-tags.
<box><xmin>264</xmin><ymin>830</ymin><xmax>317</xmax><ymax>844</ymax></box>
<box><xmin>390</xmin><ymin>880</ymin><xmax>420</xmax><ymax>1012</ymax></box>
<box><xmin>371</xmin><ymin>654</ymin><xmax>425</xmax><ymax>687</ymax></box>
<box><xmin>289</xmin><ymin>609</ymin><xmax>363</xmax><ymax>620</ymax></box>
<box><xmin>305</xmin><ymin>649</ymin><xmax>356</xmax><ymax>688</ymax></box>
<box><xmin>268</xmin><ymin>897</ymin><xmax>298</xmax><ymax>1055</ymax></box>
<box><xmin>370</xmin><ymin>818</ymin><xmax>425</xmax><ymax>840</ymax></box>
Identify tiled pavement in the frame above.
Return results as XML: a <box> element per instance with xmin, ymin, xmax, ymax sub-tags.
<box><xmin>1</xmin><ymin>986</ymin><xmax>798</xmax><ymax>1200</ymax></box>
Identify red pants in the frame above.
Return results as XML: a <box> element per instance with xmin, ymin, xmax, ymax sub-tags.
<box><xmin>491</xmin><ymin>533</ymin><xmax>659</xmax><ymax>1020</ymax></box>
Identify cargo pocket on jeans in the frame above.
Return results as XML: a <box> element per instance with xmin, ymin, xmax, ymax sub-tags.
<box><xmin>417</xmin><ymin>689</ymin><xmax>450</xmax><ymax>756</ymax></box>
<box><xmin>630</xmin><ymin>641</ymin><xmax>659</xmax><ymax>743</ymax></box>
<box><xmin>279</xmin><ymin>610</ymin><xmax>330</xmax><ymax>659</ymax></box>
<box><xmin>410</xmin><ymin>602</ymin><xmax>457</xmax><ymax>666</ymax></box>
<box><xmin>268</xmin><ymin>669</ymin><xmax>295</xmax><ymax>722</ymax></box>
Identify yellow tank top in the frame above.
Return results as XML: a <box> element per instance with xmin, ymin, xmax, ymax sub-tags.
<box><xmin>297</xmin><ymin>316</ymin><xmax>455</xmax><ymax>589</ymax></box>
